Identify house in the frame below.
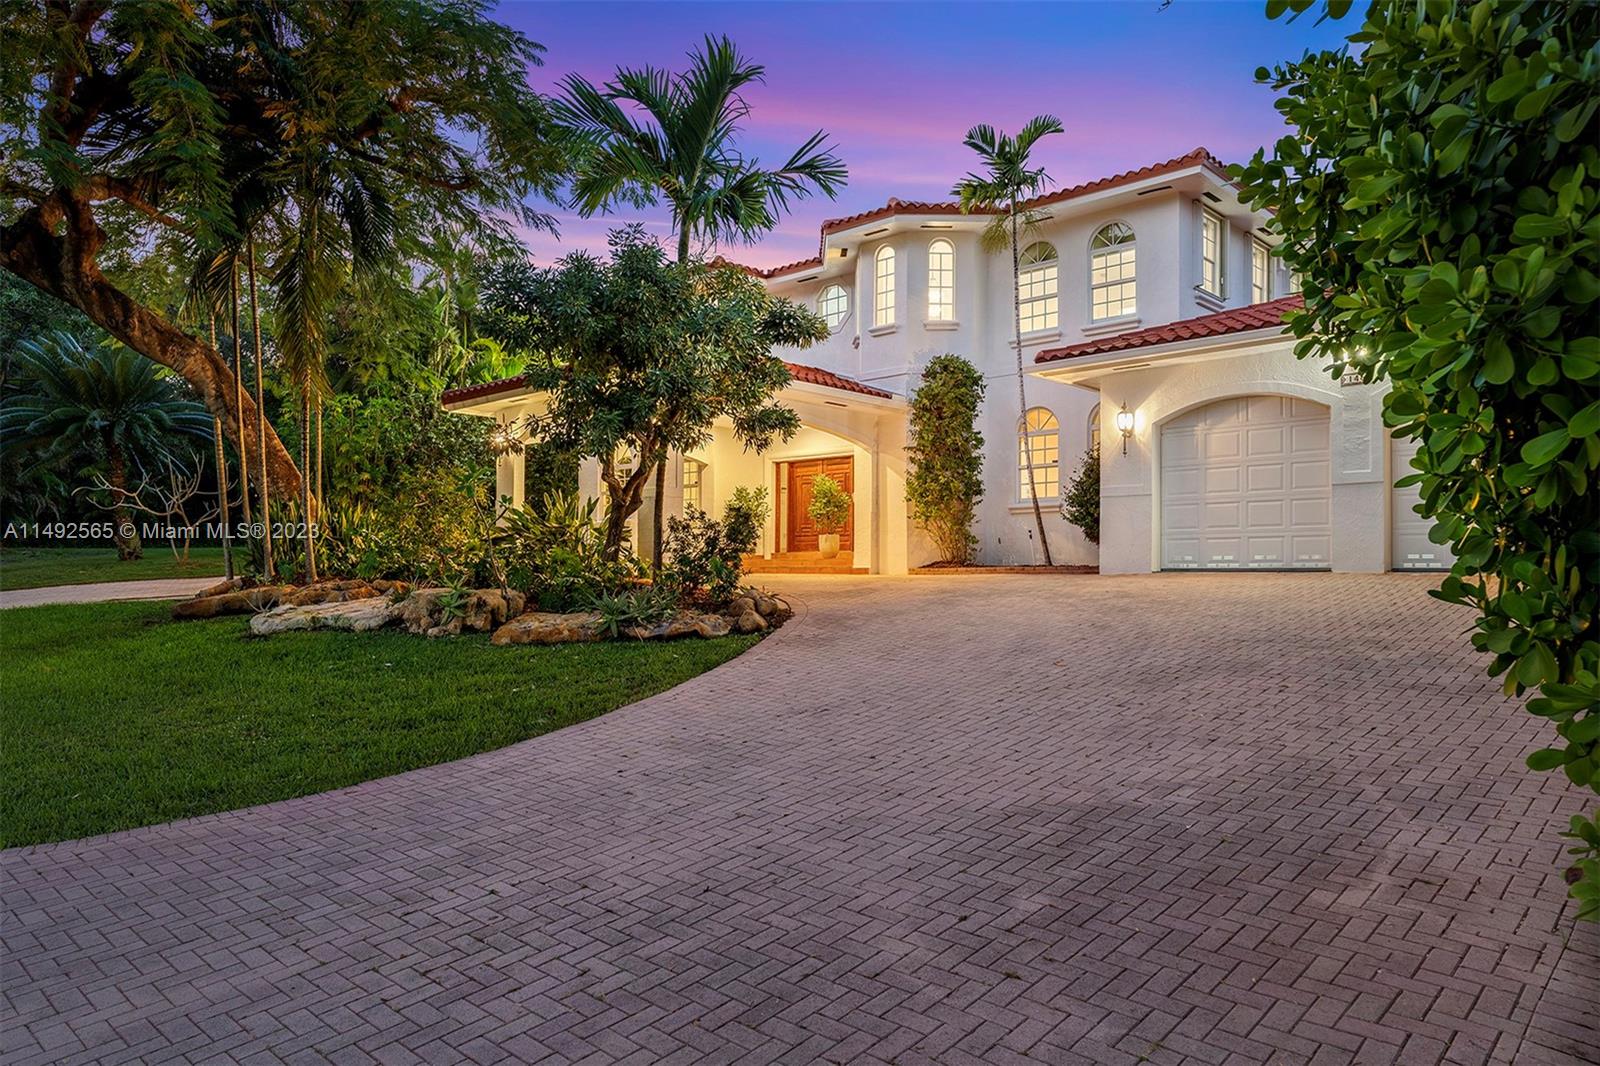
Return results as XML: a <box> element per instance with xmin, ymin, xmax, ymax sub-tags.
<box><xmin>444</xmin><ymin>147</ymin><xmax>1447</xmax><ymax>575</ymax></box>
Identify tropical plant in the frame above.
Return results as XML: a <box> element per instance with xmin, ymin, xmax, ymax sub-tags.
<box><xmin>807</xmin><ymin>475</ymin><xmax>851</xmax><ymax>536</ymax></box>
<box><xmin>481</xmin><ymin>226</ymin><xmax>829</xmax><ymax>558</ymax></box>
<box><xmin>497</xmin><ymin>492</ymin><xmax>641</xmax><ymax>611</ymax></box>
<box><xmin>1</xmin><ymin>1</ymin><xmax>569</xmax><ymax>504</ymax></box>
<box><xmin>664</xmin><ymin>509</ymin><xmax>747</xmax><ymax>602</ymax></box>
<box><xmin>1234</xmin><ymin>0</ymin><xmax>1599</xmax><ymax>918</ymax></box>
<box><xmin>906</xmin><ymin>354</ymin><xmax>987</xmax><ymax>564</ymax></box>
<box><xmin>0</xmin><ymin>333</ymin><xmax>212</xmax><ymax>559</ymax></box>
<box><xmin>724</xmin><ymin>486</ymin><xmax>771</xmax><ymax>556</ymax></box>
<box><xmin>1060</xmin><ymin>448</ymin><xmax>1100</xmax><ymax>546</ymax></box>
<box><xmin>555</xmin><ymin>33</ymin><xmax>846</xmax><ymax>567</ymax></box>
<box><xmin>586</xmin><ymin>584</ymin><xmax>682</xmax><ymax>639</ymax></box>
<box><xmin>953</xmin><ymin>116</ymin><xmax>1066</xmax><ymax>566</ymax></box>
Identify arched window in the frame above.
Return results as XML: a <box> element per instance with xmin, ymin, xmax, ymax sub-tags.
<box><xmin>1018</xmin><ymin>242</ymin><xmax>1058</xmax><ymax>333</ymax></box>
<box><xmin>1018</xmin><ymin>407</ymin><xmax>1060</xmax><ymax>500</ymax></box>
<box><xmin>1088</xmin><ymin>403</ymin><xmax>1101</xmax><ymax>454</ymax></box>
<box><xmin>682</xmin><ymin>458</ymin><xmax>706</xmax><ymax>512</ymax></box>
<box><xmin>874</xmin><ymin>246</ymin><xmax>896</xmax><ymax>327</ymax></box>
<box><xmin>1090</xmin><ymin>222</ymin><xmax>1137</xmax><ymax>320</ymax></box>
<box><xmin>927</xmin><ymin>238</ymin><xmax>955</xmax><ymax>321</ymax></box>
<box><xmin>818</xmin><ymin>284</ymin><xmax>850</xmax><ymax>331</ymax></box>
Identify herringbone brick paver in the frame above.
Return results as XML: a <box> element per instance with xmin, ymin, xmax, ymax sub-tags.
<box><xmin>2</xmin><ymin>574</ymin><xmax>1596</xmax><ymax>1065</ymax></box>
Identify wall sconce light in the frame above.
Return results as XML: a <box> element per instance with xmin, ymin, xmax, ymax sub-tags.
<box><xmin>489</xmin><ymin>416</ymin><xmax>524</xmax><ymax>457</ymax></box>
<box><xmin>1115</xmin><ymin>404</ymin><xmax>1135</xmax><ymax>455</ymax></box>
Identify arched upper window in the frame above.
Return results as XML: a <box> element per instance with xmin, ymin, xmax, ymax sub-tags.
<box><xmin>873</xmin><ymin>246</ymin><xmax>896</xmax><ymax>327</ymax></box>
<box><xmin>927</xmin><ymin>238</ymin><xmax>955</xmax><ymax>322</ymax></box>
<box><xmin>1090</xmin><ymin>222</ymin><xmax>1137</xmax><ymax>320</ymax></box>
<box><xmin>1018</xmin><ymin>407</ymin><xmax>1061</xmax><ymax>500</ymax></box>
<box><xmin>1018</xmin><ymin>242</ymin><xmax>1059</xmax><ymax>333</ymax></box>
<box><xmin>818</xmin><ymin>284</ymin><xmax>850</xmax><ymax>331</ymax></box>
<box><xmin>1088</xmin><ymin>402</ymin><xmax>1101</xmax><ymax>455</ymax></box>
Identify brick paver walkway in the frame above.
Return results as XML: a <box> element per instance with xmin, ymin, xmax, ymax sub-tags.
<box><xmin>3</xmin><ymin>574</ymin><xmax>1596</xmax><ymax>1065</ymax></box>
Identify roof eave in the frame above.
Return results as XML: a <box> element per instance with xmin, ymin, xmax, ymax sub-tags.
<box><xmin>1031</xmin><ymin>325</ymin><xmax>1291</xmax><ymax>384</ymax></box>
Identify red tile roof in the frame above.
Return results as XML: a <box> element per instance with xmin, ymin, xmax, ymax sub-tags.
<box><xmin>1034</xmin><ymin>295</ymin><xmax>1304</xmax><ymax>364</ymax></box>
<box><xmin>746</xmin><ymin>147</ymin><xmax>1236</xmax><ymax>280</ymax></box>
<box><xmin>441</xmin><ymin>361</ymin><xmax>892</xmax><ymax>408</ymax></box>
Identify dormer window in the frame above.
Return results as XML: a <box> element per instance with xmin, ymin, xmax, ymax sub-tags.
<box><xmin>818</xmin><ymin>284</ymin><xmax>851</xmax><ymax>331</ymax></box>
<box><xmin>874</xmin><ymin>246</ymin><xmax>896</xmax><ymax>327</ymax></box>
<box><xmin>1018</xmin><ymin>242</ymin><xmax>1059</xmax><ymax>333</ymax></box>
<box><xmin>1201</xmin><ymin>209</ymin><xmax>1225</xmax><ymax>297</ymax></box>
<box><xmin>1089</xmin><ymin>222</ymin><xmax>1137</xmax><ymax>320</ymax></box>
<box><xmin>927</xmin><ymin>238</ymin><xmax>955</xmax><ymax>321</ymax></box>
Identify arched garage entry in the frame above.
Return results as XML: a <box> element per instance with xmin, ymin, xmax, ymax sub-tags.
<box><xmin>1160</xmin><ymin>395</ymin><xmax>1331</xmax><ymax>570</ymax></box>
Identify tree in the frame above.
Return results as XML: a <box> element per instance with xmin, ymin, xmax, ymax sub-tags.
<box><xmin>555</xmin><ymin>34</ymin><xmax>846</xmax><ymax>567</ymax></box>
<box><xmin>482</xmin><ymin>227</ymin><xmax>828</xmax><ymax>558</ymax></box>
<box><xmin>906</xmin><ymin>354</ymin><xmax>986</xmax><ymax>564</ymax></box>
<box><xmin>1234</xmin><ymin>0</ymin><xmax>1599</xmax><ymax>918</ymax></box>
<box><xmin>1061</xmin><ymin>448</ymin><xmax>1100</xmax><ymax>546</ymax></box>
<box><xmin>1</xmin><ymin>1</ymin><xmax>568</xmax><ymax>505</ymax></box>
<box><xmin>953</xmin><ymin>117</ymin><xmax>1066</xmax><ymax>566</ymax></box>
<box><xmin>0</xmin><ymin>332</ymin><xmax>212</xmax><ymax>559</ymax></box>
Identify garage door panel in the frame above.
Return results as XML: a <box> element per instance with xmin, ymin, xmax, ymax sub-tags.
<box><xmin>1162</xmin><ymin>395</ymin><xmax>1331</xmax><ymax>571</ymax></box>
<box><xmin>1391</xmin><ymin>435</ymin><xmax>1453</xmax><ymax>571</ymax></box>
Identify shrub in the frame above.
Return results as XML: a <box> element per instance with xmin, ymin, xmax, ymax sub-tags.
<box><xmin>905</xmin><ymin>354</ymin><xmax>986</xmax><ymax>563</ymax></box>
<box><xmin>664</xmin><ymin>508</ymin><xmax>745</xmax><ymax>602</ymax></box>
<box><xmin>807</xmin><ymin>475</ymin><xmax>850</xmax><ymax>535</ymax></box>
<box><xmin>1060</xmin><ymin>448</ymin><xmax>1100</xmax><ymax>545</ymax></box>
<box><xmin>498</xmin><ymin>492</ymin><xmax>640</xmax><ymax>610</ymax></box>
<box><xmin>724</xmin><ymin>485</ymin><xmax>770</xmax><ymax>555</ymax></box>
<box><xmin>586</xmin><ymin>583</ymin><xmax>680</xmax><ymax>638</ymax></box>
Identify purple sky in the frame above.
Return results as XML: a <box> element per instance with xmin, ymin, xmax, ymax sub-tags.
<box><xmin>494</xmin><ymin>1</ymin><xmax>1351</xmax><ymax>270</ymax></box>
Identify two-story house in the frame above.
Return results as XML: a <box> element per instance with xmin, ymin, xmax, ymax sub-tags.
<box><xmin>445</xmin><ymin>147</ymin><xmax>1447</xmax><ymax>575</ymax></box>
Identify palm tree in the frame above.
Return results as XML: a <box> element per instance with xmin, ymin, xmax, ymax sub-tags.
<box><xmin>953</xmin><ymin>117</ymin><xmax>1065</xmax><ymax>566</ymax></box>
<box><xmin>1</xmin><ymin>333</ymin><xmax>213</xmax><ymax>560</ymax></box>
<box><xmin>555</xmin><ymin>34</ymin><xmax>847</xmax><ymax>568</ymax></box>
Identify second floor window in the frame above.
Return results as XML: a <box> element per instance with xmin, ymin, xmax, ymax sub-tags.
<box><xmin>874</xmin><ymin>246</ymin><xmax>896</xmax><ymax>326</ymax></box>
<box><xmin>1090</xmin><ymin>222</ymin><xmax>1137</xmax><ymax>320</ymax></box>
<box><xmin>1201</xmin><ymin>209</ymin><xmax>1225</xmax><ymax>297</ymax></box>
<box><xmin>1251</xmin><ymin>240</ymin><xmax>1272</xmax><ymax>303</ymax></box>
<box><xmin>1018</xmin><ymin>241</ymin><xmax>1059</xmax><ymax>333</ymax></box>
<box><xmin>927</xmin><ymin>239</ymin><xmax>955</xmax><ymax>321</ymax></box>
<box><xmin>818</xmin><ymin>284</ymin><xmax>850</xmax><ymax>331</ymax></box>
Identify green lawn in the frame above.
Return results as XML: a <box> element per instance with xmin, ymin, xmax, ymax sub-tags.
<box><xmin>0</xmin><ymin>546</ymin><xmax>227</xmax><ymax>591</ymax></box>
<box><xmin>1</xmin><ymin>600</ymin><xmax>757</xmax><ymax>847</ymax></box>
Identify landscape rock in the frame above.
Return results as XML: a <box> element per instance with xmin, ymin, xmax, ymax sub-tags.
<box><xmin>425</xmin><ymin>620</ymin><xmax>462</xmax><ymax>639</ymax></box>
<box><xmin>395</xmin><ymin>588</ymin><xmax>451</xmax><ymax>634</ymax></box>
<box><xmin>172</xmin><ymin>585</ymin><xmax>292</xmax><ymax>619</ymax></box>
<box><xmin>734</xmin><ymin>608</ymin><xmax>767</xmax><ymax>634</ymax></box>
<box><xmin>491</xmin><ymin>611</ymin><xmax>605</xmax><ymax>646</ymax></box>
<box><xmin>194</xmin><ymin>576</ymin><xmax>248</xmax><ymax>599</ymax></box>
<box><xmin>752</xmin><ymin>594</ymin><xmax>780</xmax><ymax>617</ymax></box>
<box><xmin>461</xmin><ymin>589</ymin><xmax>526</xmax><ymax>632</ymax></box>
<box><xmin>249</xmin><ymin>598</ymin><xmax>400</xmax><ymax>636</ymax></box>
<box><xmin>727</xmin><ymin>596</ymin><xmax>755</xmax><ymax>618</ymax></box>
<box><xmin>624</xmin><ymin>611</ymin><xmax>732</xmax><ymax>641</ymax></box>
<box><xmin>281</xmin><ymin>579</ymin><xmax>384</xmax><ymax>606</ymax></box>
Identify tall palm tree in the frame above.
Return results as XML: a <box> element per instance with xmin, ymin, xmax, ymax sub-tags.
<box><xmin>953</xmin><ymin>116</ymin><xmax>1065</xmax><ymax>566</ymax></box>
<box><xmin>1</xmin><ymin>333</ymin><xmax>213</xmax><ymax>560</ymax></box>
<box><xmin>555</xmin><ymin>34</ymin><xmax>847</xmax><ymax>567</ymax></box>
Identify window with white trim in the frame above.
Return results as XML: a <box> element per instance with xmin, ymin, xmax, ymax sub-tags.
<box><xmin>873</xmin><ymin>246</ymin><xmax>896</xmax><ymax>326</ymax></box>
<box><xmin>682</xmin><ymin>458</ymin><xmax>705</xmax><ymax>512</ymax></box>
<box><xmin>1089</xmin><ymin>222</ymin><xmax>1137</xmax><ymax>320</ymax></box>
<box><xmin>818</xmin><ymin>284</ymin><xmax>850</xmax><ymax>331</ymax></box>
<box><xmin>1201</xmin><ymin>209</ymin><xmax>1225</xmax><ymax>297</ymax></box>
<box><xmin>1018</xmin><ymin>407</ymin><xmax>1060</xmax><ymax>500</ymax></box>
<box><xmin>1251</xmin><ymin>240</ymin><xmax>1272</xmax><ymax>303</ymax></box>
<box><xmin>927</xmin><ymin>239</ymin><xmax>955</xmax><ymax>321</ymax></box>
<box><xmin>1088</xmin><ymin>403</ymin><xmax>1101</xmax><ymax>455</ymax></box>
<box><xmin>1018</xmin><ymin>242</ymin><xmax>1059</xmax><ymax>333</ymax></box>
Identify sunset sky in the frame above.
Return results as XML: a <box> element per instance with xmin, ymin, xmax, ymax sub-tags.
<box><xmin>493</xmin><ymin>1</ymin><xmax>1352</xmax><ymax>269</ymax></box>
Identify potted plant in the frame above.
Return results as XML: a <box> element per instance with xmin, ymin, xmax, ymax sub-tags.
<box><xmin>807</xmin><ymin>474</ymin><xmax>851</xmax><ymax>559</ymax></box>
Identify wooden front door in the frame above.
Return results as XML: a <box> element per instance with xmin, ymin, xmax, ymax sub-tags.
<box><xmin>786</xmin><ymin>456</ymin><xmax>854</xmax><ymax>552</ymax></box>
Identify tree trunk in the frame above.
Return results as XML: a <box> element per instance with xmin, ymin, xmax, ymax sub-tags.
<box><xmin>208</xmin><ymin>315</ymin><xmax>235</xmax><ymax>580</ymax></box>
<box><xmin>105</xmin><ymin>436</ymin><xmax>142</xmax><ymax>561</ymax></box>
<box><xmin>230</xmin><ymin>261</ymin><xmax>252</xmax><ymax>525</ymax></box>
<box><xmin>1010</xmin><ymin>205</ymin><xmax>1053</xmax><ymax>566</ymax></box>
<box><xmin>0</xmin><ymin>201</ymin><xmax>302</xmax><ymax>504</ymax></box>
<box><xmin>302</xmin><ymin>389</ymin><xmax>318</xmax><ymax>582</ymax></box>
<box><xmin>651</xmin><ymin>456</ymin><xmax>666</xmax><ymax>571</ymax></box>
<box><xmin>247</xmin><ymin>231</ymin><xmax>276</xmax><ymax>580</ymax></box>
<box><xmin>315</xmin><ymin>398</ymin><xmax>324</xmax><ymax>504</ymax></box>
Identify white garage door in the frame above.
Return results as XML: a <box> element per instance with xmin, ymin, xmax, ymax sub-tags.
<box><xmin>1161</xmin><ymin>395</ymin><xmax>1332</xmax><ymax>570</ymax></box>
<box><xmin>1390</xmin><ymin>434</ymin><xmax>1452</xmax><ymax>571</ymax></box>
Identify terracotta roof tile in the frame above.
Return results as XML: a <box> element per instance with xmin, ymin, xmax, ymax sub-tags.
<box><xmin>1034</xmin><ymin>295</ymin><xmax>1303</xmax><ymax>364</ymax></box>
<box><xmin>440</xmin><ymin>361</ymin><xmax>891</xmax><ymax>408</ymax></box>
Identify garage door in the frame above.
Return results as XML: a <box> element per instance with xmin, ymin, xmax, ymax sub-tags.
<box><xmin>1161</xmin><ymin>395</ymin><xmax>1331</xmax><ymax>570</ymax></box>
<box><xmin>1390</xmin><ymin>434</ymin><xmax>1452</xmax><ymax>571</ymax></box>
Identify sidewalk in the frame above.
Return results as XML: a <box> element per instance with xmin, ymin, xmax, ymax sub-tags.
<box><xmin>0</xmin><ymin>576</ymin><xmax>222</xmax><ymax>610</ymax></box>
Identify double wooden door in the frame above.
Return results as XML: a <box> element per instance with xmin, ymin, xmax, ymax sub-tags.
<box><xmin>785</xmin><ymin>456</ymin><xmax>854</xmax><ymax>552</ymax></box>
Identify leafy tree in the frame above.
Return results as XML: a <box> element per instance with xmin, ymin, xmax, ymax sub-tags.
<box><xmin>1</xmin><ymin>332</ymin><xmax>212</xmax><ymax>559</ymax></box>
<box><xmin>1235</xmin><ymin>0</ymin><xmax>1599</xmax><ymax>918</ymax></box>
<box><xmin>555</xmin><ymin>34</ymin><xmax>846</xmax><ymax>566</ymax></box>
<box><xmin>482</xmin><ymin>226</ymin><xmax>829</xmax><ymax>558</ymax></box>
<box><xmin>1060</xmin><ymin>448</ymin><xmax>1100</xmax><ymax>546</ymax></box>
<box><xmin>953</xmin><ymin>117</ymin><xmax>1066</xmax><ymax>566</ymax></box>
<box><xmin>1</xmin><ymin>1</ymin><xmax>568</xmax><ymax>505</ymax></box>
<box><xmin>906</xmin><ymin>354</ymin><xmax>986</xmax><ymax>564</ymax></box>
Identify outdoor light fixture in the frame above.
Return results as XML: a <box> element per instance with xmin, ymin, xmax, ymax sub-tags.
<box><xmin>1115</xmin><ymin>404</ymin><xmax>1135</xmax><ymax>455</ymax></box>
<box><xmin>489</xmin><ymin>417</ymin><xmax>523</xmax><ymax>457</ymax></box>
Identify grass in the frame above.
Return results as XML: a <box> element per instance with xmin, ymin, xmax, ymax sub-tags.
<box><xmin>0</xmin><ymin>545</ymin><xmax>227</xmax><ymax>591</ymax></box>
<box><xmin>1</xmin><ymin>600</ymin><xmax>758</xmax><ymax>847</ymax></box>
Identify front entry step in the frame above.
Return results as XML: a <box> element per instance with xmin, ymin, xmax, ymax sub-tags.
<box><xmin>743</xmin><ymin>551</ymin><xmax>867</xmax><ymax>575</ymax></box>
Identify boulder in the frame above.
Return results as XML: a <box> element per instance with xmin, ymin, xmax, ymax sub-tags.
<box><xmin>623</xmin><ymin>611</ymin><xmax>732</xmax><ymax>641</ymax></box>
<box><xmin>172</xmin><ymin>585</ymin><xmax>292</xmax><ymax>619</ymax></box>
<box><xmin>281</xmin><ymin>579</ymin><xmax>383</xmax><ymax>606</ymax></box>
<box><xmin>752</xmin><ymin>593</ymin><xmax>781</xmax><ymax>618</ymax></box>
<box><xmin>491</xmin><ymin>611</ymin><xmax>605</xmax><ymax>646</ymax></box>
<box><xmin>461</xmin><ymin>589</ymin><xmax>526</xmax><ymax>632</ymax></box>
<box><xmin>734</xmin><ymin>608</ymin><xmax>767</xmax><ymax>634</ymax></box>
<box><xmin>395</xmin><ymin>588</ymin><xmax>452</xmax><ymax>634</ymax></box>
<box><xmin>370</xmin><ymin>579</ymin><xmax>411</xmax><ymax>597</ymax></box>
<box><xmin>727</xmin><ymin>595</ymin><xmax>755</xmax><ymax>618</ymax></box>
<box><xmin>194</xmin><ymin>576</ymin><xmax>249</xmax><ymax>599</ymax></box>
<box><xmin>249</xmin><ymin>598</ymin><xmax>400</xmax><ymax>636</ymax></box>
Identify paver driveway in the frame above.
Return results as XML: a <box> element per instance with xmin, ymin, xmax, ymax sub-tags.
<box><xmin>3</xmin><ymin>573</ymin><xmax>1596</xmax><ymax>1066</ymax></box>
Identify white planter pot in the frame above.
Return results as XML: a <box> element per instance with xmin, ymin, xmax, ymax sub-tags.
<box><xmin>817</xmin><ymin>533</ymin><xmax>841</xmax><ymax>559</ymax></box>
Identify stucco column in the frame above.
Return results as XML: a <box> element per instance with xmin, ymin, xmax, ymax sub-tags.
<box><xmin>494</xmin><ymin>448</ymin><xmax>525</xmax><ymax>517</ymax></box>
